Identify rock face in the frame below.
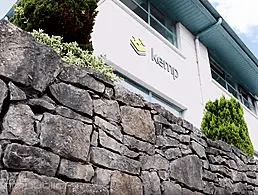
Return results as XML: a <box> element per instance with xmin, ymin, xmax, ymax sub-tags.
<box><xmin>93</xmin><ymin>99</ymin><xmax>120</xmax><ymax>122</ymax></box>
<box><xmin>0</xmin><ymin>20</ymin><xmax>62</xmax><ymax>93</ymax></box>
<box><xmin>40</xmin><ymin>113</ymin><xmax>92</xmax><ymax>162</ymax></box>
<box><xmin>0</xmin><ymin>79</ymin><xmax>8</xmax><ymax>113</ymax></box>
<box><xmin>11</xmin><ymin>172</ymin><xmax>66</xmax><ymax>195</ymax></box>
<box><xmin>90</xmin><ymin>147</ymin><xmax>141</xmax><ymax>175</ymax></box>
<box><xmin>110</xmin><ymin>172</ymin><xmax>143</xmax><ymax>195</ymax></box>
<box><xmin>0</xmin><ymin>20</ymin><xmax>256</xmax><ymax>195</ymax></box>
<box><xmin>1</xmin><ymin>104</ymin><xmax>38</xmax><ymax>145</ymax></box>
<box><xmin>8</xmin><ymin>82</ymin><xmax>26</xmax><ymax>101</ymax></box>
<box><xmin>141</xmin><ymin>171</ymin><xmax>161</xmax><ymax>195</ymax></box>
<box><xmin>59</xmin><ymin>65</ymin><xmax>106</xmax><ymax>94</ymax></box>
<box><xmin>3</xmin><ymin>143</ymin><xmax>60</xmax><ymax>177</ymax></box>
<box><xmin>50</xmin><ymin>83</ymin><xmax>93</xmax><ymax>116</ymax></box>
<box><xmin>66</xmin><ymin>183</ymin><xmax>108</xmax><ymax>195</ymax></box>
<box><xmin>121</xmin><ymin>106</ymin><xmax>155</xmax><ymax>143</ymax></box>
<box><xmin>58</xmin><ymin>159</ymin><xmax>94</xmax><ymax>182</ymax></box>
<box><xmin>170</xmin><ymin>155</ymin><xmax>203</xmax><ymax>190</ymax></box>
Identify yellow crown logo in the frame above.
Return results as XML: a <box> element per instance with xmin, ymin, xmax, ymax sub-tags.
<box><xmin>130</xmin><ymin>37</ymin><xmax>146</xmax><ymax>56</ymax></box>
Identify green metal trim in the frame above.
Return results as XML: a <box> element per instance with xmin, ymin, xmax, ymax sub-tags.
<box><xmin>199</xmin><ymin>0</ymin><xmax>258</xmax><ymax>67</ymax></box>
<box><xmin>196</xmin><ymin>18</ymin><xmax>222</xmax><ymax>39</ymax></box>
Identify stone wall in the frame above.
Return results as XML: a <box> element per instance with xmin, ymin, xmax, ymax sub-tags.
<box><xmin>0</xmin><ymin>20</ymin><xmax>258</xmax><ymax>195</ymax></box>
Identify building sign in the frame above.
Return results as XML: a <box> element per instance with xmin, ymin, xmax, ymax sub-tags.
<box><xmin>130</xmin><ymin>36</ymin><xmax>179</xmax><ymax>80</ymax></box>
<box><xmin>130</xmin><ymin>37</ymin><xmax>146</xmax><ymax>56</ymax></box>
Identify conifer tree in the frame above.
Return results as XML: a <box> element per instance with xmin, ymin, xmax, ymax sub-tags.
<box><xmin>201</xmin><ymin>96</ymin><xmax>254</xmax><ymax>156</ymax></box>
<box><xmin>11</xmin><ymin>0</ymin><xmax>98</xmax><ymax>51</ymax></box>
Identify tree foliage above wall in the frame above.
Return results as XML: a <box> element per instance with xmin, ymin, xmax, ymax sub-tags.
<box><xmin>11</xmin><ymin>0</ymin><xmax>98</xmax><ymax>51</ymax></box>
<box><xmin>201</xmin><ymin>96</ymin><xmax>254</xmax><ymax>157</ymax></box>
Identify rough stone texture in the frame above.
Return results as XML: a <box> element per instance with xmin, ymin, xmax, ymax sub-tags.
<box><xmin>3</xmin><ymin>144</ymin><xmax>60</xmax><ymax>177</ymax></box>
<box><xmin>99</xmin><ymin>129</ymin><xmax>123</xmax><ymax>154</ymax></box>
<box><xmin>123</xmin><ymin>135</ymin><xmax>155</xmax><ymax>155</ymax></box>
<box><xmin>55</xmin><ymin>106</ymin><xmax>92</xmax><ymax>124</ymax></box>
<box><xmin>141</xmin><ymin>171</ymin><xmax>161</xmax><ymax>195</ymax></box>
<box><xmin>40</xmin><ymin>113</ymin><xmax>92</xmax><ymax>162</ymax></box>
<box><xmin>95</xmin><ymin>116</ymin><xmax>122</xmax><ymax>142</ymax></box>
<box><xmin>8</xmin><ymin>82</ymin><xmax>26</xmax><ymax>101</ymax></box>
<box><xmin>90</xmin><ymin>147</ymin><xmax>140</xmax><ymax>175</ymax></box>
<box><xmin>0</xmin><ymin>170</ymin><xmax>8</xmax><ymax>195</ymax></box>
<box><xmin>58</xmin><ymin>159</ymin><xmax>94</xmax><ymax>182</ymax></box>
<box><xmin>8</xmin><ymin>172</ymin><xmax>19</xmax><ymax>194</ymax></box>
<box><xmin>162</xmin><ymin>182</ymin><xmax>182</xmax><ymax>195</ymax></box>
<box><xmin>58</xmin><ymin>65</ymin><xmax>106</xmax><ymax>93</ymax></box>
<box><xmin>50</xmin><ymin>83</ymin><xmax>93</xmax><ymax>116</ymax></box>
<box><xmin>27</xmin><ymin>98</ymin><xmax>56</xmax><ymax>112</ymax></box>
<box><xmin>0</xmin><ymin>79</ymin><xmax>8</xmax><ymax>114</ymax></box>
<box><xmin>140</xmin><ymin>154</ymin><xmax>169</xmax><ymax>171</ymax></box>
<box><xmin>121</xmin><ymin>106</ymin><xmax>155</xmax><ymax>143</ymax></box>
<box><xmin>11</xmin><ymin>171</ymin><xmax>66</xmax><ymax>195</ymax></box>
<box><xmin>0</xmin><ymin>20</ymin><xmax>62</xmax><ymax>93</ymax></box>
<box><xmin>156</xmin><ymin>135</ymin><xmax>179</xmax><ymax>147</ymax></box>
<box><xmin>93</xmin><ymin>99</ymin><xmax>120</xmax><ymax>122</ymax></box>
<box><xmin>0</xmin><ymin>21</ymin><xmax>257</xmax><ymax>195</ymax></box>
<box><xmin>66</xmin><ymin>183</ymin><xmax>108</xmax><ymax>195</ymax></box>
<box><xmin>91</xmin><ymin>131</ymin><xmax>98</xmax><ymax>147</ymax></box>
<box><xmin>1</xmin><ymin>104</ymin><xmax>38</xmax><ymax>145</ymax></box>
<box><xmin>114</xmin><ymin>84</ymin><xmax>145</xmax><ymax>107</ymax></box>
<box><xmin>170</xmin><ymin>155</ymin><xmax>203</xmax><ymax>191</ymax></box>
<box><xmin>164</xmin><ymin>148</ymin><xmax>182</xmax><ymax>160</ymax></box>
<box><xmin>110</xmin><ymin>172</ymin><xmax>143</xmax><ymax>195</ymax></box>
<box><xmin>191</xmin><ymin>141</ymin><xmax>206</xmax><ymax>159</ymax></box>
<box><xmin>93</xmin><ymin>168</ymin><xmax>113</xmax><ymax>186</ymax></box>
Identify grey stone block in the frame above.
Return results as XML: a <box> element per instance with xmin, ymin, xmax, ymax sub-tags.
<box><xmin>3</xmin><ymin>143</ymin><xmax>60</xmax><ymax>177</ymax></box>
<box><xmin>0</xmin><ymin>20</ymin><xmax>62</xmax><ymax>93</ymax></box>
<box><xmin>50</xmin><ymin>83</ymin><xmax>93</xmax><ymax>116</ymax></box>
<box><xmin>121</xmin><ymin>106</ymin><xmax>155</xmax><ymax>144</ymax></box>
<box><xmin>40</xmin><ymin>113</ymin><xmax>92</xmax><ymax>162</ymax></box>
<box><xmin>58</xmin><ymin>159</ymin><xmax>94</xmax><ymax>182</ymax></box>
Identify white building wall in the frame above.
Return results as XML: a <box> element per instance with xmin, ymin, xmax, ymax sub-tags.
<box><xmin>92</xmin><ymin>0</ymin><xmax>258</xmax><ymax>151</ymax></box>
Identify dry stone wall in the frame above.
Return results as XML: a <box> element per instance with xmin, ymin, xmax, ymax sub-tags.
<box><xmin>0</xmin><ymin>20</ymin><xmax>258</xmax><ymax>195</ymax></box>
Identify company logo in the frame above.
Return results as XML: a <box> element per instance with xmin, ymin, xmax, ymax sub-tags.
<box><xmin>130</xmin><ymin>36</ymin><xmax>179</xmax><ymax>80</ymax></box>
<box><xmin>130</xmin><ymin>37</ymin><xmax>146</xmax><ymax>56</ymax></box>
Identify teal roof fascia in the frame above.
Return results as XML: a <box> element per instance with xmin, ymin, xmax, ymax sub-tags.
<box><xmin>150</xmin><ymin>0</ymin><xmax>258</xmax><ymax>96</ymax></box>
<box><xmin>199</xmin><ymin>0</ymin><xmax>258</xmax><ymax>68</ymax></box>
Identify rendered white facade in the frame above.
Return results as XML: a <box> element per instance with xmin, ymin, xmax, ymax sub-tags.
<box><xmin>92</xmin><ymin>0</ymin><xmax>258</xmax><ymax>152</ymax></box>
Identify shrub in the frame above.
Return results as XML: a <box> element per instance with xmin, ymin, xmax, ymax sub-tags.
<box><xmin>31</xmin><ymin>29</ymin><xmax>119</xmax><ymax>81</ymax></box>
<box><xmin>201</xmin><ymin>96</ymin><xmax>254</xmax><ymax>157</ymax></box>
<box><xmin>11</xmin><ymin>0</ymin><xmax>98</xmax><ymax>51</ymax></box>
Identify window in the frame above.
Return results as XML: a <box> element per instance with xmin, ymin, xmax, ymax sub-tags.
<box><xmin>120</xmin><ymin>0</ymin><xmax>177</xmax><ymax>47</ymax></box>
<box><xmin>117</xmin><ymin>73</ymin><xmax>183</xmax><ymax>117</ymax></box>
<box><xmin>210</xmin><ymin>58</ymin><xmax>257</xmax><ymax>114</ymax></box>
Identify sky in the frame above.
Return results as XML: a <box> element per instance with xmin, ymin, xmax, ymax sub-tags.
<box><xmin>0</xmin><ymin>0</ymin><xmax>17</xmax><ymax>19</ymax></box>
<box><xmin>208</xmin><ymin>0</ymin><xmax>258</xmax><ymax>58</ymax></box>
<box><xmin>1</xmin><ymin>0</ymin><xmax>258</xmax><ymax>57</ymax></box>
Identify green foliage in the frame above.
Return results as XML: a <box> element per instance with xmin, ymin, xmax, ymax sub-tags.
<box><xmin>11</xmin><ymin>0</ymin><xmax>98</xmax><ymax>51</ymax></box>
<box><xmin>31</xmin><ymin>29</ymin><xmax>119</xmax><ymax>81</ymax></box>
<box><xmin>201</xmin><ymin>96</ymin><xmax>254</xmax><ymax>157</ymax></box>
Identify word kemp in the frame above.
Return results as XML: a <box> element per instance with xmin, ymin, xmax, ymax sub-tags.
<box><xmin>151</xmin><ymin>48</ymin><xmax>179</xmax><ymax>80</ymax></box>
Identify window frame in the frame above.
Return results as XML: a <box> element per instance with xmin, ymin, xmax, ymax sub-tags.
<box><xmin>210</xmin><ymin>58</ymin><xmax>257</xmax><ymax>114</ymax></box>
<box><xmin>120</xmin><ymin>0</ymin><xmax>178</xmax><ymax>47</ymax></box>
<box><xmin>116</xmin><ymin>71</ymin><xmax>184</xmax><ymax>117</ymax></box>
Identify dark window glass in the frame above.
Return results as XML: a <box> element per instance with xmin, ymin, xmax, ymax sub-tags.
<box><xmin>150</xmin><ymin>17</ymin><xmax>166</xmax><ymax>38</ymax></box>
<box><xmin>120</xmin><ymin>0</ymin><xmax>177</xmax><ymax>47</ymax></box>
<box><xmin>120</xmin><ymin>0</ymin><xmax>148</xmax><ymax>22</ymax></box>
<box><xmin>150</xmin><ymin>3</ymin><xmax>165</xmax><ymax>25</ymax></box>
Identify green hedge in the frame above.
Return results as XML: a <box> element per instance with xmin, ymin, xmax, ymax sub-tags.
<box><xmin>31</xmin><ymin>30</ymin><xmax>118</xmax><ymax>81</ymax></box>
<box><xmin>201</xmin><ymin>96</ymin><xmax>254</xmax><ymax>157</ymax></box>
